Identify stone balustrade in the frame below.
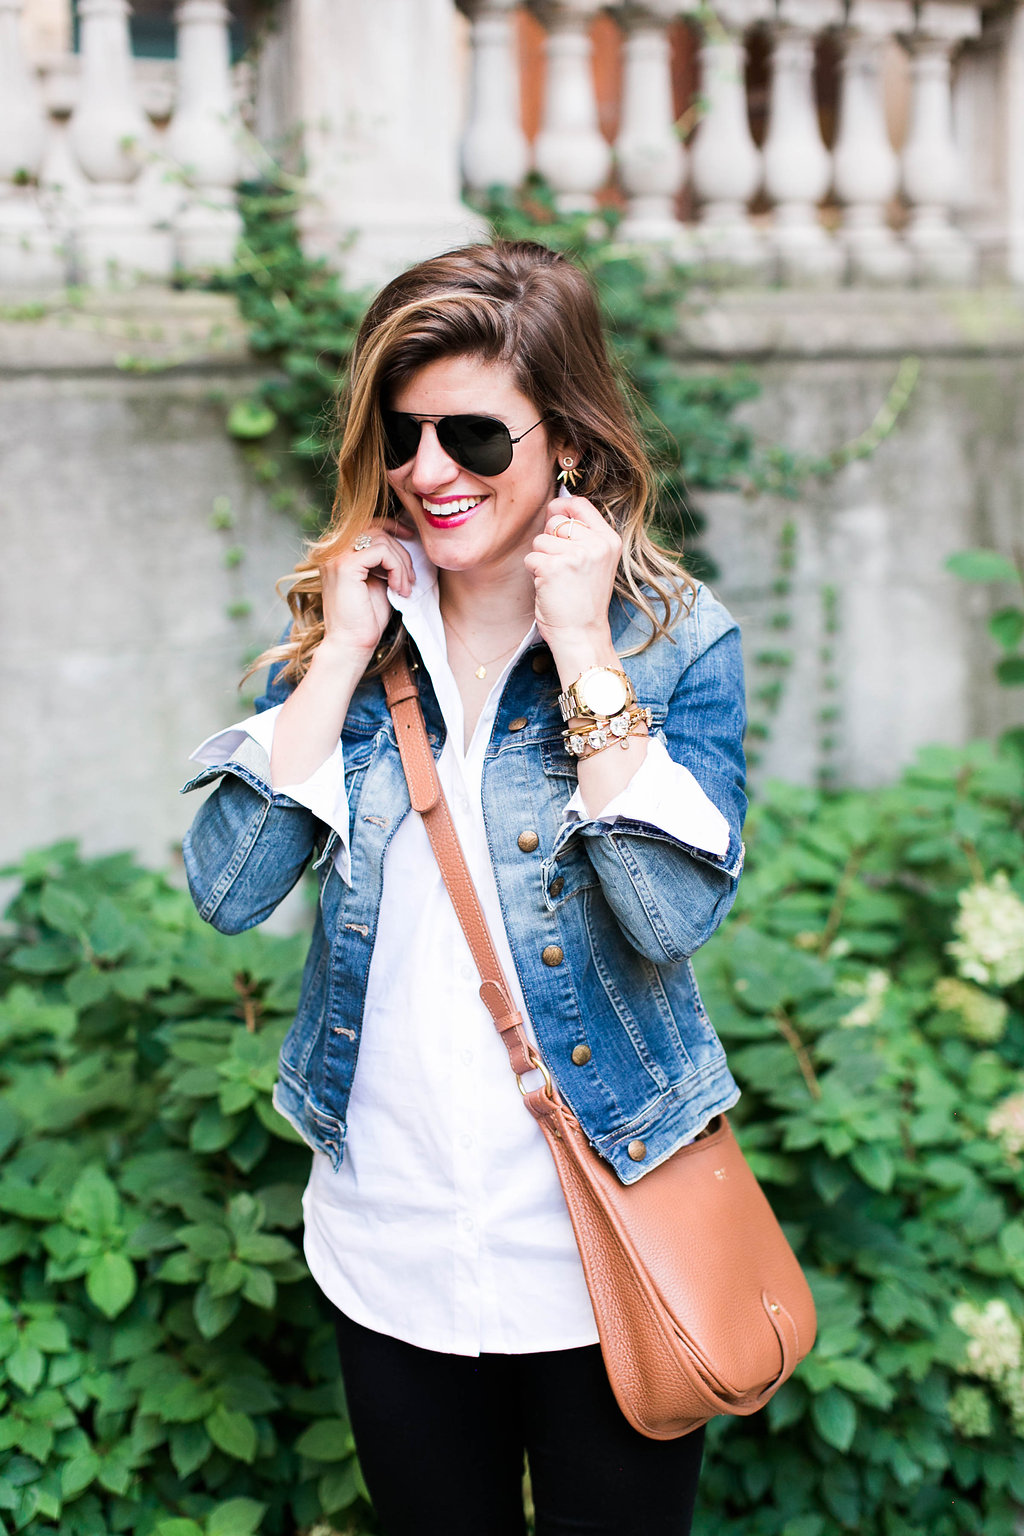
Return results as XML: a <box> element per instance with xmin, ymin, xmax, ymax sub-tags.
<box><xmin>2</xmin><ymin>0</ymin><xmax>1022</xmax><ymax>288</ymax></box>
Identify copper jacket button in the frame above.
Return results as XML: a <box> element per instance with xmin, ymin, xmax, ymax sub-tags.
<box><xmin>508</xmin><ymin>717</ymin><xmax>528</xmax><ymax>731</ymax></box>
<box><xmin>627</xmin><ymin>1140</ymin><xmax>647</xmax><ymax>1162</ymax></box>
<box><xmin>532</xmin><ymin>651</ymin><xmax>552</xmax><ymax>674</ymax></box>
<box><xmin>548</xmin><ymin>876</ymin><xmax>565</xmax><ymax>897</ymax></box>
<box><xmin>517</xmin><ymin>830</ymin><xmax>540</xmax><ymax>853</ymax></box>
<box><xmin>541</xmin><ymin>945</ymin><xmax>564</xmax><ymax>967</ymax></box>
<box><xmin>571</xmin><ymin>1044</ymin><xmax>592</xmax><ymax>1066</ymax></box>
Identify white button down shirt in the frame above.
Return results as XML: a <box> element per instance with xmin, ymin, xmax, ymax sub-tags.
<box><xmin>191</xmin><ymin>541</ymin><xmax>730</xmax><ymax>1355</ymax></box>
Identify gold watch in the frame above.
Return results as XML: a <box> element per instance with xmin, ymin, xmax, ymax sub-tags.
<box><xmin>558</xmin><ymin>666</ymin><xmax>637</xmax><ymax>724</ymax></box>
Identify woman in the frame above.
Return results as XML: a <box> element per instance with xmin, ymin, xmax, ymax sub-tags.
<box><xmin>182</xmin><ymin>240</ymin><xmax>747</xmax><ymax>1536</ymax></box>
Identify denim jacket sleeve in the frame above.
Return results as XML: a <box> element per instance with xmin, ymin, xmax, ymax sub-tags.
<box><xmin>179</xmin><ymin>655</ymin><xmax>314</xmax><ymax>934</ymax></box>
<box><xmin>553</xmin><ymin>611</ymin><xmax>747</xmax><ymax>965</ymax></box>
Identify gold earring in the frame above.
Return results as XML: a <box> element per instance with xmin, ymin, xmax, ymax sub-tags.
<box><xmin>557</xmin><ymin>456</ymin><xmax>580</xmax><ymax>490</ymax></box>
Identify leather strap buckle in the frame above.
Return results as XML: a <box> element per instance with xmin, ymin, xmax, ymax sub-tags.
<box><xmin>516</xmin><ymin>1047</ymin><xmax>556</xmax><ymax>1101</ymax></box>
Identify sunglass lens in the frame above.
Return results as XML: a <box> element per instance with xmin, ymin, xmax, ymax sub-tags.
<box><xmin>439</xmin><ymin>416</ymin><xmax>514</xmax><ymax>476</ymax></box>
<box><xmin>381</xmin><ymin>410</ymin><xmax>421</xmax><ymax>469</ymax></box>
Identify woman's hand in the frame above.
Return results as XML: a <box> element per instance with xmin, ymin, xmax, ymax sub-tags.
<box><xmin>523</xmin><ymin>495</ymin><xmax>621</xmax><ymax>678</ymax></box>
<box><xmin>271</xmin><ymin>522</ymin><xmax>414</xmax><ymax>788</ymax></box>
<box><xmin>318</xmin><ymin>521</ymin><xmax>415</xmax><ymax>665</ymax></box>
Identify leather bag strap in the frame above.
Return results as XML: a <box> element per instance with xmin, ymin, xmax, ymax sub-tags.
<box><xmin>382</xmin><ymin>642</ymin><xmax>554</xmax><ymax>1093</ymax></box>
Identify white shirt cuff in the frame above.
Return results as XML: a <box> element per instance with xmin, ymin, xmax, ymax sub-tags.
<box><xmin>190</xmin><ymin>706</ymin><xmax>352</xmax><ymax>883</ymax></box>
<box><xmin>562</xmin><ymin>736</ymin><xmax>730</xmax><ymax>859</ymax></box>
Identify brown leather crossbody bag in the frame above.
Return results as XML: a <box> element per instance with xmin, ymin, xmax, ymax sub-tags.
<box><xmin>383</xmin><ymin>644</ymin><xmax>816</xmax><ymax>1440</ymax></box>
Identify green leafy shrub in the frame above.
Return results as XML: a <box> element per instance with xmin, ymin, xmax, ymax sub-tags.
<box><xmin>3</xmin><ymin>741</ymin><xmax>1023</xmax><ymax>1534</ymax></box>
<box><xmin>692</xmin><ymin>740</ymin><xmax>1024</xmax><ymax>1535</ymax></box>
<box><xmin>0</xmin><ymin>845</ymin><xmax>372</xmax><ymax>1536</ymax></box>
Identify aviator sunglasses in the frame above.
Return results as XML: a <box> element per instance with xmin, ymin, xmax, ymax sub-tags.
<box><xmin>381</xmin><ymin>409</ymin><xmax>545</xmax><ymax>477</ymax></box>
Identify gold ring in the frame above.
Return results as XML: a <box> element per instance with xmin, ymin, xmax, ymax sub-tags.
<box><xmin>554</xmin><ymin>518</ymin><xmax>576</xmax><ymax>540</ymax></box>
<box><xmin>353</xmin><ymin>533</ymin><xmax>373</xmax><ymax>551</ymax></box>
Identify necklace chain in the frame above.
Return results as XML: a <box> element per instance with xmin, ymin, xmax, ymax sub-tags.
<box><xmin>442</xmin><ymin>609</ymin><xmax>527</xmax><ymax>680</ymax></box>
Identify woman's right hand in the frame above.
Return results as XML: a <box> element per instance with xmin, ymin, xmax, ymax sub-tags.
<box><xmin>318</xmin><ymin>521</ymin><xmax>416</xmax><ymax>664</ymax></box>
<box><xmin>270</xmin><ymin>523</ymin><xmax>415</xmax><ymax>787</ymax></box>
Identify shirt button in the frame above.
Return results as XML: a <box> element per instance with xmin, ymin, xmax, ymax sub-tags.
<box><xmin>549</xmin><ymin>876</ymin><xmax>565</xmax><ymax>897</ymax></box>
<box><xmin>517</xmin><ymin>830</ymin><xmax>540</xmax><ymax>853</ymax></box>
<box><xmin>461</xmin><ymin>1050</ymin><xmax>473</xmax><ymax>1065</ymax></box>
<box><xmin>571</xmin><ymin>1044</ymin><xmax>592</xmax><ymax>1066</ymax></box>
<box><xmin>460</xmin><ymin>964</ymin><xmax>474</xmax><ymax>982</ymax></box>
<box><xmin>508</xmin><ymin>717</ymin><xmax>528</xmax><ymax>732</ymax></box>
<box><xmin>531</xmin><ymin>651</ymin><xmax>552</xmax><ymax>674</ymax></box>
<box><xmin>627</xmin><ymin>1139</ymin><xmax>647</xmax><ymax>1162</ymax></box>
<box><xmin>461</xmin><ymin>1216</ymin><xmax>474</xmax><ymax>1232</ymax></box>
<box><xmin>541</xmin><ymin>945</ymin><xmax>564</xmax><ymax>967</ymax></box>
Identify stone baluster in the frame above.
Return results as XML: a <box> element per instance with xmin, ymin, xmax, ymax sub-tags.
<box><xmin>0</xmin><ymin>0</ymin><xmax>65</xmax><ymax>284</ymax></box>
<box><xmin>901</xmin><ymin>1</ymin><xmax>980</xmax><ymax>283</ymax></box>
<box><xmin>615</xmin><ymin>1</ymin><xmax>688</xmax><ymax>246</ymax></box>
<box><xmin>832</xmin><ymin>0</ymin><xmax>913</xmax><ymax>283</ymax></box>
<box><xmin>531</xmin><ymin>0</ymin><xmax>612</xmax><ymax>212</ymax></box>
<box><xmin>167</xmin><ymin>0</ymin><xmax>242</xmax><ymax>272</ymax></box>
<box><xmin>68</xmin><ymin>0</ymin><xmax>172</xmax><ymax>284</ymax></box>
<box><xmin>459</xmin><ymin>0</ymin><xmax>530</xmax><ymax>195</ymax></box>
<box><xmin>762</xmin><ymin>0</ymin><xmax>844</xmax><ymax>284</ymax></box>
<box><xmin>689</xmin><ymin>0</ymin><xmax>770</xmax><ymax>272</ymax></box>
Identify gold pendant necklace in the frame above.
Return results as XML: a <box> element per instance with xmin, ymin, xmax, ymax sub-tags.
<box><xmin>442</xmin><ymin>611</ymin><xmax>521</xmax><ymax>680</ymax></box>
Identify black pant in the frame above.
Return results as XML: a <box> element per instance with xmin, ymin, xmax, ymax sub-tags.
<box><xmin>333</xmin><ymin>1309</ymin><xmax>705</xmax><ymax>1536</ymax></box>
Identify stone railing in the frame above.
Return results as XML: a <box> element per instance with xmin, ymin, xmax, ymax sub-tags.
<box><xmin>2</xmin><ymin>0</ymin><xmax>1022</xmax><ymax>289</ymax></box>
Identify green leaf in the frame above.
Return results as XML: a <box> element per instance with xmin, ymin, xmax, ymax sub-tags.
<box><xmin>39</xmin><ymin>885</ymin><xmax>87</xmax><ymax>937</ymax></box>
<box><xmin>169</xmin><ymin>1423</ymin><xmax>212</xmax><ymax>1478</ymax></box>
<box><xmin>988</xmin><ymin>606</ymin><xmax>1024</xmax><ymax>652</ymax></box>
<box><xmin>996</xmin><ymin>655</ymin><xmax>1024</xmax><ymax>686</ymax></box>
<box><xmin>849</xmin><ymin>1143</ymin><xmax>895</xmax><ymax>1193</ymax></box>
<box><xmin>193</xmin><ymin>1284</ymin><xmax>241</xmax><ymax>1340</ymax></box>
<box><xmin>6</xmin><ymin>1343</ymin><xmax>44</xmax><ymax>1393</ymax></box>
<box><xmin>207</xmin><ymin>1498</ymin><xmax>268</xmax><ymax>1536</ymax></box>
<box><xmin>234</xmin><ymin>1232</ymin><xmax>295</xmax><ymax>1265</ymax></box>
<box><xmin>227</xmin><ymin>398</ymin><xmax>278</xmax><ymax>440</ymax></box>
<box><xmin>65</xmin><ymin>1166</ymin><xmax>120</xmax><ymax>1237</ymax></box>
<box><xmin>295</xmin><ymin>1417</ymin><xmax>354</xmax><ymax>1461</ymax></box>
<box><xmin>176</xmin><ymin>1222</ymin><xmax>231</xmax><ymax>1261</ymax></box>
<box><xmin>811</xmin><ymin>1387</ymin><xmax>857</xmax><ymax>1452</ymax></box>
<box><xmin>60</xmin><ymin>1451</ymin><xmax>100</xmax><ymax>1498</ymax></box>
<box><xmin>318</xmin><ymin>1462</ymin><xmax>360</xmax><ymax>1514</ymax></box>
<box><xmin>946</xmin><ymin>548</ymin><xmax>1020</xmax><ymax>584</ymax></box>
<box><xmin>206</xmin><ymin>1405</ymin><xmax>257</xmax><ymax>1462</ymax></box>
<box><xmin>85</xmin><ymin>1251</ymin><xmax>137</xmax><ymax>1318</ymax></box>
<box><xmin>156</xmin><ymin>1522</ymin><xmax>205</xmax><ymax>1536</ymax></box>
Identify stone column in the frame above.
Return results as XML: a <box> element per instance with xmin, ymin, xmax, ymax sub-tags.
<box><xmin>282</xmin><ymin>0</ymin><xmax>487</xmax><ymax>287</ymax></box>
<box><xmin>901</xmin><ymin>1</ymin><xmax>980</xmax><ymax>283</ymax></box>
<box><xmin>67</xmin><ymin>0</ymin><xmax>172</xmax><ymax>284</ymax></box>
<box><xmin>168</xmin><ymin>0</ymin><xmax>242</xmax><ymax>273</ymax></box>
<box><xmin>531</xmin><ymin>0</ymin><xmax>612</xmax><ymax>212</ymax></box>
<box><xmin>762</xmin><ymin>0</ymin><xmax>844</xmax><ymax>283</ymax></box>
<box><xmin>0</xmin><ymin>0</ymin><xmax>65</xmax><ymax>285</ymax></box>
<box><xmin>615</xmin><ymin>0</ymin><xmax>688</xmax><ymax>245</ymax></box>
<box><xmin>458</xmin><ymin>0</ymin><xmax>530</xmax><ymax>195</ymax></box>
<box><xmin>832</xmin><ymin>0</ymin><xmax>913</xmax><ymax>283</ymax></box>
<box><xmin>689</xmin><ymin>0</ymin><xmax>770</xmax><ymax>272</ymax></box>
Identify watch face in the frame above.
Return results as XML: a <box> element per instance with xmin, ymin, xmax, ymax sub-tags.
<box><xmin>579</xmin><ymin>669</ymin><xmax>629</xmax><ymax>717</ymax></box>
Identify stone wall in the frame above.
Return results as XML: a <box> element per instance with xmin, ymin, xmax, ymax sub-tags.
<box><xmin>1</xmin><ymin>288</ymin><xmax>1021</xmax><ymax>879</ymax></box>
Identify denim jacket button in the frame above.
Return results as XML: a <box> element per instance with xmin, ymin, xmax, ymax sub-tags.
<box><xmin>517</xmin><ymin>830</ymin><xmax>540</xmax><ymax>853</ymax></box>
<box><xmin>548</xmin><ymin>875</ymin><xmax>565</xmax><ymax>897</ymax></box>
<box><xmin>627</xmin><ymin>1139</ymin><xmax>647</xmax><ymax>1162</ymax></box>
<box><xmin>531</xmin><ymin>650</ymin><xmax>552</xmax><ymax>674</ymax></box>
<box><xmin>541</xmin><ymin>945</ymin><xmax>564</xmax><ymax>967</ymax></box>
<box><xmin>508</xmin><ymin>717</ymin><xmax>528</xmax><ymax>732</ymax></box>
<box><xmin>571</xmin><ymin>1044</ymin><xmax>591</xmax><ymax>1066</ymax></box>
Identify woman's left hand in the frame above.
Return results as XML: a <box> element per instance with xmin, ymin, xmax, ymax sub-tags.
<box><xmin>523</xmin><ymin>495</ymin><xmax>621</xmax><ymax>670</ymax></box>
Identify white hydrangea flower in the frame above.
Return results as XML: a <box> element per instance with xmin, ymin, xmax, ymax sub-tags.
<box><xmin>987</xmin><ymin>1091</ymin><xmax>1024</xmax><ymax>1159</ymax></box>
<box><xmin>838</xmin><ymin>968</ymin><xmax>890</xmax><ymax>1028</ymax></box>
<box><xmin>931</xmin><ymin>976</ymin><xmax>1009</xmax><ymax>1044</ymax></box>
<box><xmin>946</xmin><ymin>1383</ymin><xmax>994</xmax><ymax>1439</ymax></box>
<box><xmin>952</xmin><ymin>1299</ymin><xmax>1023</xmax><ymax>1380</ymax></box>
<box><xmin>947</xmin><ymin>873</ymin><xmax>1024</xmax><ymax>989</ymax></box>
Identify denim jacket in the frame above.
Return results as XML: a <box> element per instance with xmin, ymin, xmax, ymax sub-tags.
<box><xmin>181</xmin><ymin>582</ymin><xmax>747</xmax><ymax>1186</ymax></box>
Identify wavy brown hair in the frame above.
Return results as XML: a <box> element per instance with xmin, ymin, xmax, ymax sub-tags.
<box><xmin>256</xmin><ymin>239</ymin><xmax>695</xmax><ymax>685</ymax></box>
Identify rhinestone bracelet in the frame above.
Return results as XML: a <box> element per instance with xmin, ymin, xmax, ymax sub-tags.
<box><xmin>563</xmin><ymin>706</ymin><xmax>652</xmax><ymax>759</ymax></box>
